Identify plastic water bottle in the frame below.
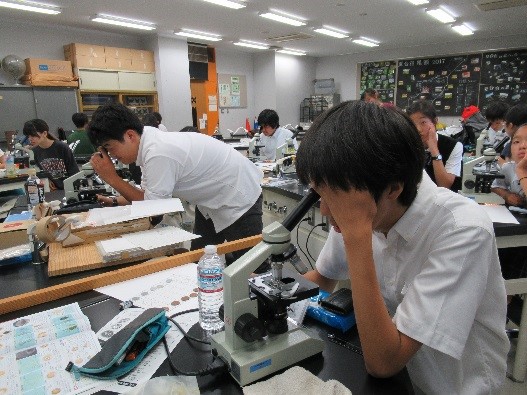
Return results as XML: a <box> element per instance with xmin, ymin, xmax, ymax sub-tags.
<box><xmin>6</xmin><ymin>151</ymin><xmax>16</xmax><ymax>178</ymax></box>
<box><xmin>25</xmin><ymin>168</ymin><xmax>45</xmax><ymax>212</ymax></box>
<box><xmin>197</xmin><ymin>245</ymin><xmax>225</xmax><ymax>332</ymax></box>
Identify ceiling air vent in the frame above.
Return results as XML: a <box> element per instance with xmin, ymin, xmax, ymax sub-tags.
<box><xmin>267</xmin><ymin>33</ymin><xmax>313</xmax><ymax>43</ymax></box>
<box><xmin>475</xmin><ymin>0</ymin><xmax>527</xmax><ymax>11</ymax></box>
<box><xmin>188</xmin><ymin>43</ymin><xmax>208</xmax><ymax>63</ymax></box>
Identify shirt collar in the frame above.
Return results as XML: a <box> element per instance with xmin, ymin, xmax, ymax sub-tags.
<box><xmin>388</xmin><ymin>171</ymin><xmax>436</xmax><ymax>243</ymax></box>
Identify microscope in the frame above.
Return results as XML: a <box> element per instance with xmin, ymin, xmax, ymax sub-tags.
<box><xmin>248</xmin><ymin>133</ymin><xmax>265</xmax><ymax>161</ymax></box>
<box><xmin>460</xmin><ymin>148</ymin><xmax>505</xmax><ymax>204</ymax></box>
<box><xmin>211</xmin><ymin>189</ymin><xmax>324</xmax><ymax>386</ymax></box>
<box><xmin>63</xmin><ymin>162</ymin><xmax>108</xmax><ymax>204</ymax></box>
<box><xmin>13</xmin><ymin>143</ymin><xmax>33</xmax><ymax>170</ymax></box>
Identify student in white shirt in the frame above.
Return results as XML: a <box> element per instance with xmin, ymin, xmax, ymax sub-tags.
<box><xmin>296</xmin><ymin>100</ymin><xmax>508</xmax><ymax>394</ymax></box>
<box><xmin>88</xmin><ymin>103</ymin><xmax>263</xmax><ymax>262</ymax></box>
<box><xmin>153</xmin><ymin>112</ymin><xmax>169</xmax><ymax>132</ymax></box>
<box><xmin>257</xmin><ymin>109</ymin><xmax>297</xmax><ymax>160</ymax></box>
<box><xmin>0</xmin><ymin>148</ymin><xmax>5</xmax><ymax>169</ymax></box>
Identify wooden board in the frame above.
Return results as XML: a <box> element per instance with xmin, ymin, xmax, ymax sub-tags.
<box><xmin>0</xmin><ymin>235</ymin><xmax>261</xmax><ymax>315</ymax></box>
<box><xmin>47</xmin><ymin>242</ymin><xmax>173</xmax><ymax>276</ymax></box>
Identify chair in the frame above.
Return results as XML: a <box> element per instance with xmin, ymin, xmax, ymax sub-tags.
<box><xmin>505</xmin><ymin>278</ymin><xmax>527</xmax><ymax>382</ymax></box>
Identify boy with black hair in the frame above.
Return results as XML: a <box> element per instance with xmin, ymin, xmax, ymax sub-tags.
<box><xmin>484</xmin><ymin>101</ymin><xmax>509</xmax><ymax>147</ymax></box>
<box><xmin>296</xmin><ymin>100</ymin><xmax>508</xmax><ymax>394</ymax></box>
<box><xmin>87</xmin><ymin>103</ymin><xmax>263</xmax><ymax>262</ymax></box>
<box><xmin>67</xmin><ymin>112</ymin><xmax>96</xmax><ymax>156</ymax></box>
<box><xmin>499</xmin><ymin>102</ymin><xmax>527</xmax><ymax>165</ymax></box>
<box><xmin>406</xmin><ymin>100</ymin><xmax>463</xmax><ymax>192</ymax></box>
<box><xmin>257</xmin><ymin>109</ymin><xmax>296</xmax><ymax>160</ymax></box>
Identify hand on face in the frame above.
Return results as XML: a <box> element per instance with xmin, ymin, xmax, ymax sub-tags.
<box><xmin>517</xmin><ymin>155</ymin><xmax>527</xmax><ymax>179</ymax></box>
<box><xmin>90</xmin><ymin>148</ymin><xmax>117</xmax><ymax>182</ymax></box>
<box><xmin>317</xmin><ymin>185</ymin><xmax>377</xmax><ymax>237</ymax></box>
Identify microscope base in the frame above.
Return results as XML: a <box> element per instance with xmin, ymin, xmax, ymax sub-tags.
<box><xmin>458</xmin><ymin>191</ymin><xmax>505</xmax><ymax>205</ymax></box>
<box><xmin>211</xmin><ymin>325</ymin><xmax>324</xmax><ymax>386</ymax></box>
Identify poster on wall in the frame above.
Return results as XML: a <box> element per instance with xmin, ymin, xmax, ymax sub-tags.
<box><xmin>478</xmin><ymin>49</ymin><xmax>527</xmax><ymax>113</ymax></box>
<box><xmin>396</xmin><ymin>54</ymin><xmax>482</xmax><ymax>116</ymax></box>
<box><xmin>218</xmin><ymin>74</ymin><xmax>247</xmax><ymax>108</ymax></box>
<box><xmin>219</xmin><ymin>83</ymin><xmax>231</xmax><ymax>107</ymax></box>
<box><xmin>359</xmin><ymin>61</ymin><xmax>397</xmax><ymax>104</ymax></box>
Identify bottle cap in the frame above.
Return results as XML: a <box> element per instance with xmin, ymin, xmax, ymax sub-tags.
<box><xmin>204</xmin><ymin>245</ymin><xmax>217</xmax><ymax>254</ymax></box>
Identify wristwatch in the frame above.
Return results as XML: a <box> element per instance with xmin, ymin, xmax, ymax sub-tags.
<box><xmin>111</xmin><ymin>196</ymin><xmax>118</xmax><ymax>207</ymax></box>
<box><xmin>431</xmin><ymin>154</ymin><xmax>443</xmax><ymax>161</ymax></box>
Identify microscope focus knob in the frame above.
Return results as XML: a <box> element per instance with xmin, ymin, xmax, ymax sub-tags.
<box><xmin>234</xmin><ymin>313</ymin><xmax>266</xmax><ymax>343</ymax></box>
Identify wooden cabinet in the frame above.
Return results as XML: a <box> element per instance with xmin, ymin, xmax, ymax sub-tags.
<box><xmin>77</xmin><ymin>91</ymin><xmax>158</xmax><ymax>119</ymax></box>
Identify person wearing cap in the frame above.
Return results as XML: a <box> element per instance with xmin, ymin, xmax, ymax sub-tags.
<box><xmin>407</xmin><ymin>100</ymin><xmax>463</xmax><ymax>192</ymax></box>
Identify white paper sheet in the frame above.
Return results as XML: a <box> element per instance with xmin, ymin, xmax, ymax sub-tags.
<box><xmin>481</xmin><ymin>205</ymin><xmax>520</xmax><ymax>224</ymax></box>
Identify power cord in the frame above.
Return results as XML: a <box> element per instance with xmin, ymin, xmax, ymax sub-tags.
<box><xmin>163</xmin><ymin>308</ymin><xmax>229</xmax><ymax>376</ymax></box>
<box><xmin>306</xmin><ymin>223</ymin><xmax>325</xmax><ymax>263</ymax></box>
<box><xmin>296</xmin><ymin>217</ymin><xmax>313</xmax><ymax>269</ymax></box>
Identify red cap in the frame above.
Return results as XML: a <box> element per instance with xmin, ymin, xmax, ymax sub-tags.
<box><xmin>461</xmin><ymin>105</ymin><xmax>479</xmax><ymax>121</ymax></box>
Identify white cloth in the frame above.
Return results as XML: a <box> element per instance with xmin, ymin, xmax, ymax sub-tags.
<box><xmin>491</xmin><ymin>161</ymin><xmax>526</xmax><ymax>199</ymax></box>
<box><xmin>243</xmin><ymin>366</ymin><xmax>351</xmax><ymax>395</ymax></box>
<box><xmin>137</xmin><ymin>127</ymin><xmax>263</xmax><ymax>232</ymax></box>
<box><xmin>158</xmin><ymin>123</ymin><xmax>168</xmax><ymax>132</ymax></box>
<box><xmin>315</xmin><ymin>173</ymin><xmax>509</xmax><ymax>394</ymax></box>
<box><xmin>487</xmin><ymin>127</ymin><xmax>506</xmax><ymax>145</ymax></box>
<box><xmin>428</xmin><ymin>134</ymin><xmax>463</xmax><ymax>176</ymax></box>
<box><xmin>259</xmin><ymin>127</ymin><xmax>296</xmax><ymax>161</ymax></box>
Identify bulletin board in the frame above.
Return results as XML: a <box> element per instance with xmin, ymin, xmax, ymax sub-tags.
<box><xmin>395</xmin><ymin>54</ymin><xmax>482</xmax><ymax>116</ymax></box>
<box><xmin>359</xmin><ymin>61</ymin><xmax>397</xmax><ymax>104</ymax></box>
<box><xmin>478</xmin><ymin>49</ymin><xmax>527</xmax><ymax>113</ymax></box>
<box><xmin>218</xmin><ymin>73</ymin><xmax>247</xmax><ymax>108</ymax></box>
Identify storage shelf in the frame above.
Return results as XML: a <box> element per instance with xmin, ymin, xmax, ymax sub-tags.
<box><xmin>78</xmin><ymin>90</ymin><xmax>158</xmax><ymax>120</ymax></box>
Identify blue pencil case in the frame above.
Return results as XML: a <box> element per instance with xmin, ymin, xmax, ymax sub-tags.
<box><xmin>66</xmin><ymin>308</ymin><xmax>170</xmax><ymax>380</ymax></box>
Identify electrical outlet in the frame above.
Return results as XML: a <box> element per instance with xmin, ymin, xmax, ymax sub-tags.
<box><xmin>322</xmin><ymin>216</ymin><xmax>330</xmax><ymax>232</ymax></box>
<box><xmin>307</xmin><ymin>207</ymin><xmax>316</xmax><ymax>226</ymax></box>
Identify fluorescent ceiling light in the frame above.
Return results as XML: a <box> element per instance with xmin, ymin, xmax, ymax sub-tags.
<box><xmin>452</xmin><ymin>23</ymin><xmax>474</xmax><ymax>36</ymax></box>
<box><xmin>233</xmin><ymin>40</ymin><xmax>269</xmax><ymax>50</ymax></box>
<box><xmin>313</xmin><ymin>27</ymin><xmax>348</xmax><ymax>39</ymax></box>
<box><xmin>259</xmin><ymin>11</ymin><xmax>306</xmax><ymax>27</ymax></box>
<box><xmin>0</xmin><ymin>0</ymin><xmax>61</xmax><ymax>14</ymax></box>
<box><xmin>352</xmin><ymin>37</ymin><xmax>379</xmax><ymax>47</ymax></box>
<box><xmin>175</xmin><ymin>29</ymin><xmax>222</xmax><ymax>41</ymax></box>
<box><xmin>277</xmin><ymin>48</ymin><xmax>306</xmax><ymax>56</ymax></box>
<box><xmin>91</xmin><ymin>14</ymin><xmax>156</xmax><ymax>31</ymax></box>
<box><xmin>202</xmin><ymin>0</ymin><xmax>245</xmax><ymax>9</ymax></box>
<box><xmin>406</xmin><ymin>0</ymin><xmax>429</xmax><ymax>5</ymax></box>
<box><xmin>426</xmin><ymin>7</ymin><xmax>455</xmax><ymax>23</ymax></box>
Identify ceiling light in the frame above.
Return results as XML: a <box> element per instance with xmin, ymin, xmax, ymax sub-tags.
<box><xmin>426</xmin><ymin>7</ymin><xmax>455</xmax><ymax>23</ymax></box>
<box><xmin>313</xmin><ymin>27</ymin><xmax>349</xmax><ymax>39</ymax></box>
<box><xmin>175</xmin><ymin>29</ymin><xmax>222</xmax><ymax>42</ymax></box>
<box><xmin>91</xmin><ymin>14</ymin><xmax>156</xmax><ymax>31</ymax></box>
<box><xmin>233</xmin><ymin>40</ymin><xmax>269</xmax><ymax>50</ymax></box>
<box><xmin>277</xmin><ymin>48</ymin><xmax>306</xmax><ymax>56</ymax></box>
<box><xmin>202</xmin><ymin>0</ymin><xmax>245</xmax><ymax>9</ymax></box>
<box><xmin>259</xmin><ymin>11</ymin><xmax>306</xmax><ymax>27</ymax></box>
<box><xmin>406</xmin><ymin>0</ymin><xmax>429</xmax><ymax>5</ymax></box>
<box><xmin>452</xmin><ymin>23</ymin><xmax>474</xmax><ymax>36</ymax></box>
<box><xmin>352</xmin><ymin>37</ymin><xmax>379</xmax><ymax>47</ymax></box>
<box><xmin>0</xmin><ymin>0</ymin><xmax>61</xmax><ymax>15</ymax></box>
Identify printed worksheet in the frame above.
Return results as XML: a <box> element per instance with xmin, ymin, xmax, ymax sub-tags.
<box><xmin>0</xmin><ymin>303</ymin><xmax>109</xmax><ymax>395</ymax></box>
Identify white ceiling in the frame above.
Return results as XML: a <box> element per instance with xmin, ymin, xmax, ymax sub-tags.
<box><xmin>1</xmin><ymin>0</ymin><xmax>527</xmax><ymax>57</ymax></box>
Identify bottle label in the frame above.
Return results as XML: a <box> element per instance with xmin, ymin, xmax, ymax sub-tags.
<box><xmin>198</xmin><ymin>267</ymin><xmax>223</xmax><ymax>293</ymax></box>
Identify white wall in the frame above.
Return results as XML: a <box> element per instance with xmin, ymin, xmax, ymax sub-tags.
<box><xmin>253</xmin><ymin>52</ymin><xmax>277</xmax><ymax>115</ymax></box>
<box><xmin>275</xmin><ymin>53</ymin><xmax>316</xmax><ymax>126</ymax></box>
<box><xmin>147</xmin><ymin>36</ymin><xmax>192</xmax><ymax>132</ymax></box>
<box><xmin>215</xmin><ymin>48</ymin><xmax>255</xmax><ymax>133</ymax></box>
<box><xmin>0</xmin><ymin>17</ymin><xmax>144</xmax><ymax>85</ymax></box>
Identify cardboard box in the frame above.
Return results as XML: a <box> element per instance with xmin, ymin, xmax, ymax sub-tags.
<box><xmin>130</xmin><ymin>59</ymin><xmax>155</xmax><ymax>73</ymax></box>
<box><xmin>0</xmin><ymin>220</ymin><xmax>33</xmax><ymax>250</ymax></box>
<box><xmin>72</xmin><ymin>55</ymin><xmax>107</xmax><ymax>69</ymax></box>
<box><xmin>105</xmin><ymin>46</ymin><xmax>132</xmax><ymax>59</ymax></box>
<box><xmin>24</xmin><ymin>58</ymin><xmax>73</xmax><ymax>78</ymax></box>
<box><xmin>105</xmin><ymin>57</ymin><xmax>132</xmax><ymax>70</ymax></box>
<box><xmin>131</xmin><ymin>49</ymin><xmax>154</xmax><ymax>62</ymax></box>
<box><xmin>64</xmin><ymin>43</ymin><xmax>104</xmax><ymax>58</ymax></box>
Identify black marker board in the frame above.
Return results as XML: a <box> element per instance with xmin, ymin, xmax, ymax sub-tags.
<box><xmin>396</xmin><ymin>54</ymin><xmax>482</xmax><ymax>116</ymax></box>
<box><xmin>359</xmin><ymin>61</ymin><xmax>397</xmax><ymax>104</ymax></box>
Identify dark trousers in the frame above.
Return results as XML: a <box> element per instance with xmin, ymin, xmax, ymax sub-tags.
<box><xmin>190</xmin><ymin>195</ymin><xmax>263</xmax><ymax>264</ymax></box>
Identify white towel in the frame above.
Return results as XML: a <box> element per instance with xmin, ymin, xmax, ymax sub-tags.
<box><xmin>243</xmin><ymin>366</ymin><xmax>352</xmax><ymax>395</ymax></box>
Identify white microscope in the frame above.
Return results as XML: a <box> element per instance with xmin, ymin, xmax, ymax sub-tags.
<box><xmin>211</xmin><ymin>189</ymin><xmax>324</xmax><ymax>386</ymax></box>
<box><xmin>248</xmin><ymin>133</ymin><xmax>265</xmax><ymax>161</ymax></box>
<box><xmin>63</xmin><ymin>162</ymin><xmax>108</xmax><ymax>204</ymax></box>
<box><xmin>459</xmin><ymin>148</ymin><xmax>505</xmax><ymax>204</ymax></box>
